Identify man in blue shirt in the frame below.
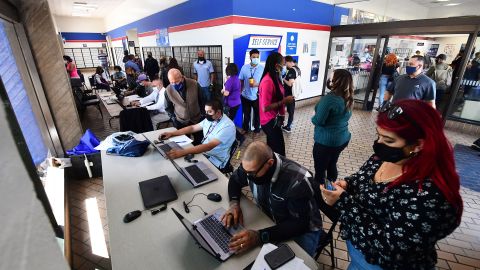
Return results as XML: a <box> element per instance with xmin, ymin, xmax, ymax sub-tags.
<box><xmin>193</xmin><ymin>50</ymin><xmax>215</xmax><ymax>102</ymax></box>
<box><xmin>160</xmin><ymin>99</ymin><xmax>236</xmax><ymax>169</ymax></box>
<box><xmin>239</xmin><ymin>49</ymin><xmax>264</xmax><ymax>133</ymax></box>
<box><xmin>385</xmin><ymin>55</ymin><xmax>436</xmax><ymax>108</ymax></box>
<box><xmin>125</xmin><ymin>54</ymin><xmax>141</xmax><ymax>73</ymax></box>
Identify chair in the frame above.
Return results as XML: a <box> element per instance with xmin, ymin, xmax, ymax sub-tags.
<box><xmin>88</xmin><ymin>76</ymin><xmax>98</xmax><ymax>93</ymax></box>
<box><xmin>220</xmin><ymin>139</ymin><xmax>239</xmax><ymax>176</ymax></box>
<box><xmin>314</xmin><ymin>199</ymin><xmax>341</xmax><ymax>267</ymax></box>
<box><xmin>73</xmin><ymin>87</ymin><xmax>103</xmax><ymax>119</ymax></box>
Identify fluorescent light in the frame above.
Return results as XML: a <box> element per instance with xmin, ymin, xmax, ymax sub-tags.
<box><xmin>435</xmin><ymin>0</ymin><xmax>450</xmax><ymax>2</ymax></box>
<box><xmin>85</xmin><ymin>197</ymin><xmax>109</xmax><ymax>258</ymax></box>
<box><xmin>445</xmin><ymin>3</ymin><xmax>461</xmax><ymax>6</ymax></box>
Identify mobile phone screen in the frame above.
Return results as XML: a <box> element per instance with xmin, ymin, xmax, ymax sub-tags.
<box><xmin>325</xmin><ymin>179</ymin><xmax>336</xmax><ymax>191</ymax></box>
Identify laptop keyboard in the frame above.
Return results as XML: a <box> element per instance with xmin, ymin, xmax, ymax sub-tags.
<box><xmin>199</xmin><ymin>215</ymin><xmax>231</xmax><ymax>253</ymax></box>
<box><xmin>185</xmin><ymin>165</ymin><xmax>209</xmax><ymax>183</ymax></box>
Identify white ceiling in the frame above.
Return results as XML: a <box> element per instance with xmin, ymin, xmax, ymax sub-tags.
<box><xmin>409</xmin><ymin>0</ymin><xmax>478</xmax><ymax>8</ymax></box>
<box><xmin>47</xmin><ymin>0</ymin><xmax>127</xmax><ymax>17</ymax></box>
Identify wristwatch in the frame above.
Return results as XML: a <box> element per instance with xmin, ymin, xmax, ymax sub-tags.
<box><xmin>260</xmin><ymin>231</ymin><xmax>270</xmax><ymax>243</ymax></box>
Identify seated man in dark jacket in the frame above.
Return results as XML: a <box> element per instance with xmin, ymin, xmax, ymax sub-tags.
<box><xmin>221</xmin><ymin>141</ymin><xmax>323</xmax><ymax>256</ymax></box>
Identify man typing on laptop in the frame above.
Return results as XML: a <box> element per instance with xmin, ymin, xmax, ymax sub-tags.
<box><xmin>159</xmin><ymin>99</ymin><xmax>236</xmax><ymax>170</ymax></box>
<box><xmin>220</xmin><ymin>141</ymin><xmax>323</xmax><ymax>257</ymax></box>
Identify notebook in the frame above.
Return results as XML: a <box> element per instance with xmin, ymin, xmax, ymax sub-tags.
<box><xmin>138</xmin><ymin>175</ymin><xmax>177</xmax><ymax>209</ymax></box>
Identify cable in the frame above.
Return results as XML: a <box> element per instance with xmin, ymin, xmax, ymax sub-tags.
<box><xmin>189</xmin><ymin>204</ymin><xmax>208</xmax><ymax>216</ymax></box>
<box><xmin>185</xmin><ymin>192</ymin><xmax>208</xmax><ymax>206</ymax></box>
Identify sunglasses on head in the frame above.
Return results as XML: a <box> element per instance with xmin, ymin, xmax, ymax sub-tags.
<box><xmin>379</xmin><ymin>101</ymin><xmax>423</xmax><ymax>134</ymax></box>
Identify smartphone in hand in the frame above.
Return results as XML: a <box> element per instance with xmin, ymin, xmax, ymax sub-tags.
<box><xmin>324</xmin><ymin>179</ymin><xmax>336</xmax><ymax>191</ymax></box>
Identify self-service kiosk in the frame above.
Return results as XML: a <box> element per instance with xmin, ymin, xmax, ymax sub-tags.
<box><xmin>232</xmin><ymin>34</ymin><xmax>283</xmax><ymax>128</ymax></box>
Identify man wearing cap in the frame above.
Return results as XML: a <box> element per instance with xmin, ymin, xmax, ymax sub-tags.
<box><xmin>131</xmin><ymin>78</ymin><xmax>169</xmax><ymax>128</ymax></box>
<box><xmin>164</xmin><ymin>68</ymin><xmax>205</xmax><ymax>145</ymax></box>
<box><xmin>124</xmin><ymin>73</ymin><xmax>154</xmax><ymax>97</ymax></box>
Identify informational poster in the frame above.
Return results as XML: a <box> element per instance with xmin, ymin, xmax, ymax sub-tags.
<box><xmin>310</xmin><ymin>60</ymin><xmax>320</xmax><ymax>82</ymax></box>
<box><xmin>302</xmin><ymin>43</ymin><xmax>309</xmax><ymax>54</ymax></box>
<box><xmin>310</xmin><ymin>41</ymin><xmax>317</xmax><ymax>56</ymax></box>
<box><xmin>156</xmin><ymin>28</ymin><xmax>169</xmax><ymax>47</ymax></box>
<box><xmin>286</xmin><ymin>32</ymin><xmax>298</xmax><ymax>55</ymax></box>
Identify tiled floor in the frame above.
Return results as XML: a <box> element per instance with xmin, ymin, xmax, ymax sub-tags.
<box><xmin>69</xmin><ymin>96</ymin><xmax>480</xmax><ymax>270</ymax></box>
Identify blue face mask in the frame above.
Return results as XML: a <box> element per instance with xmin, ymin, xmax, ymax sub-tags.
<box><xmin>251</xmin><ymin>57</ymin><xmax>260</xmax><ymax>65</ymax></box>
<box><xmin>172</xmin><ymin>82</ymin><xmax>183</xmax><ymax>91</ymax></box>
<box><xmin>406</xmin><ymin>66</ymin><xmax>418</xmax><ymax>75</ymax></box>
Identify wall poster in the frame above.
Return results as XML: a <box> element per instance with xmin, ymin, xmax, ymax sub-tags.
<box><xmin>310</xmin><ymin>60</ymin><xmax>320</xmax><ymax>82</ymax></box>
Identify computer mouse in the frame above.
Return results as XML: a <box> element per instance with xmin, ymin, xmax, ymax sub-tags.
<box><xmin>207</xmin><ymin>193</ymin><xmax>222</xmax><ymax>202</ymax></box>
<box><xmin>123</xmin><ymin>210</ymin><xmax>142</xmax><ymax>223</ymax></box>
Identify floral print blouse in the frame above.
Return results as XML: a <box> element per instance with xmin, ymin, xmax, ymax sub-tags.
<box><xmin>335</xmin><ymin>155</ymin><xmax>459</xmax><ymax>270</ymax></box>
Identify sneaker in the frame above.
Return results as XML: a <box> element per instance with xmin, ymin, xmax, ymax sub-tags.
<box><xmin>282</xmin><ymin>126</ymin><xmax>291</xmax><ymax>133</ymax></box>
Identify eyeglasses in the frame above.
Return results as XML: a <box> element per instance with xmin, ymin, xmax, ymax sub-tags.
<box><xmin>379</xmin><ymin>101</ymin><xmax>423</xmax><ymax>134</ymax></box>
<box><xmin>239</xmin><ymin>158</ymin><xmax>270</xmax><ymax>178</ymax></box>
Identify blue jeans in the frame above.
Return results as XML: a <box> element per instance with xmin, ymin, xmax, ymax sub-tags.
<box><xmin>294</xmin><ymin>230</ymin><xmax>322</xmax><ymax>257</ymax></box>
<box><xmin>200</xmin><ymin>86</ymin><xmax>211</xmax><ymax>102</ymax></box>
<box><xmin>378</xmin><ymin>75</ymin><xmax>391</xmax><ymax>108</ymax></box>
<box><xmin>347</xmin><ymin>241</ymin><xmax>383</xmax><ymax>270</ymax></box>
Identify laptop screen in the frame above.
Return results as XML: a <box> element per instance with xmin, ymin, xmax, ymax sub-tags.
<box><xmin>171</xmin><ymin>208</ymin><xmax>216</xmax><ymax>257</ymax></box>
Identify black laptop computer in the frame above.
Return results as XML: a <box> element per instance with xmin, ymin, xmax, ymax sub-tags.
<box><xmin>138</xmin><ymin>175</ymin><xmax>178</xmax><ymax>209</ymax></box>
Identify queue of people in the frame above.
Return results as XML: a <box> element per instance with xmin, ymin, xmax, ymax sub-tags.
<box><xmin>64</xmin><ymin>49</ymin><xmax>464</xmax><ymax>270</ymax></box>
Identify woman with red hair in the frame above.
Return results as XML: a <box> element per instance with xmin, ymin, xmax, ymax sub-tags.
<box><xmin>376</xmin><ymin>53</ymin><xmax>399</xmax><ymax>109</ymax></box>
<box><xmin>321</xmin><ymin>99</ymin><xmax>462</xmax><ymax>270</ymax></box>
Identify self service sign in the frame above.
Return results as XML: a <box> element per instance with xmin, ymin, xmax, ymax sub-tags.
<box><xmin>248</xmin><ymin>35</ymin><xmax>282</xmax><ymax>49</ymax></box>
<box><xmin>286</xmin><ymin>32</ymin><xmax>298</xmax><ymax>55</ymax></box>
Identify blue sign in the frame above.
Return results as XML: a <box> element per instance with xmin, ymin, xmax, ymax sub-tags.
<box><xmin>286</xmin><ymin>32</ymin><xmax>298</xmax><ymax>55</ymax></box>
<box><xmin>156</xmin><ymin>28</ymin><xmax>169</xmax><ymax>47</ymax></box>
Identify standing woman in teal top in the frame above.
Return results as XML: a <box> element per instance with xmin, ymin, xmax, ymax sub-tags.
<box><xmin>312</xmin><ymin>69</ymin><xmax>353</xmax><ymax>184</ymax></box>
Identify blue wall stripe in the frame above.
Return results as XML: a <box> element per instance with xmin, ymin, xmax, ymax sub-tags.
<box><xmin>61</xmin><ymin>32</ymin><xmax>106</xmax><ymax>41</ymax></box>
<box><xmin>0</xmin><ymin>22</ymin><xmax>48</xmax><ymax>165</ymax></box>
<box><xmin>107</xmin><ymin>0</ymin><xmax>349</xmax><ymax>39</ymax></box>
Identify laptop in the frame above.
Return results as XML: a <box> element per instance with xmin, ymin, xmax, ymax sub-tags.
<box><xmin>170</xmin><ymin>158</ymin><xmax>217</xmax><ymax>188</ymax></box>
<box><xmin>172</xmin><ymin>207</ymin><xmax>243</xmax><ymax>262</ymax></box>
<box><xmin>142</xmin><ymin>135</ymin><xmax>183</xmax><ymax>158</ymax></box>
<box><xmin>138</xmin><ymin>175</ymin><xmax>178</xmax><ymax>209</ymax></box>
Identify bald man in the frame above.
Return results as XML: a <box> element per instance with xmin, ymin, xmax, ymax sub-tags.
<box><xmin>220</xmin><ymin>141</ymin><xmax>323</xmax><ymax>256</ymax></box>
<box><xmin>164</xmin><ymin>68</ymin><xmax>205</xmax><ymax>145</ymax></box>
<box><xmin>193</xmin><ymin>50</ymin><xmax>215</xmax><ymax>101</ymax></box>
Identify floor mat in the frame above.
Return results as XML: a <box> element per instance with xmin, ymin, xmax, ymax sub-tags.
<box><xmin>454</xmin><ymin>144</ymin><xmax>480</xmax><ymax>192</ymax></box>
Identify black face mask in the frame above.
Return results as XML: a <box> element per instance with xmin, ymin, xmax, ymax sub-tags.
<box><xmin>372</xmin><ymin>140</ymin><xmax>407</xmax><ymax>163</ymax></box>
<box><xmin>205</xmin><ymin>114</ymin><xmax>215</xmax><ymax>122</ymax></box>
<box><xmin>198</xmin><ymin>57</ymin><xmax>206</xmax><ymax>62</ymax></box>
<box><xmin>249</xmin><ymin>160</ymin><xmax>276</xmax><ymax>185</ymax></box>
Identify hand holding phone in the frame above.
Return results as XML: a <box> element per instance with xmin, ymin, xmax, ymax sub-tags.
<box><xmin>324</xmin><ymin>179</ymin><xmax>336</xmax><ymax>191</ymax></box>
<box><xmin>264</xmin><ymin>244</ymin><xmax>295</xmax><ymax>269</ymax></box>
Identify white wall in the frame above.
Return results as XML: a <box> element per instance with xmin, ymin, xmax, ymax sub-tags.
<box><xmin>138</xmin><ymin>35</ymin><xmax>158</xmax><ymax>47</ymax></box>
<box><xmin>54</xmin><ymin>15</ymin><xmax>105</xmax><ymax>33</ymax></box>
<box><xmin>434</xmin><ymin>36</ymin><xmax>470</xmax><ymax>63</ymax></box>
<box><xmin>0</xmin><ymin>99</ymin><xmax>69</xmax><ymax>270</ymax></box>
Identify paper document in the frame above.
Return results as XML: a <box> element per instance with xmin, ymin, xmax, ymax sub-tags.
<box><xmin>126</xmin><ymin>95</ymin><xmax>141</xmax><ymax>101</ymax></box>
<box><xmin>169</xmin><ymin>135</ymin><xmax>193</xmax><ymax>146</ymax></box>
<box><xmin>251</xmin><ymin>243</ymin><xmax>310</xmax><ymax>270</ymax></box>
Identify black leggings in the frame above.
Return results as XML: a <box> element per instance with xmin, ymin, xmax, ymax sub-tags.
<box><xmin>313</xmin><ymin>141</ymin><xmax>349</xmax><ymax>184</ymax></box>
<box><xmin>262</xmin><ymin>119</ymin><xmax>285</xmax><ymax>156</ymax></box>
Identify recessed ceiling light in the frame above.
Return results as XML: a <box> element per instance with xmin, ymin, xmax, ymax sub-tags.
<box><xmin>445</xmin><ymin>3</ymin><xmax>461</xmax><ymax>6</ymax></box>
<box><xmin>435</xmin><ymin>0</ymin><xmax>450</xmax><ymax>2</ymax></box>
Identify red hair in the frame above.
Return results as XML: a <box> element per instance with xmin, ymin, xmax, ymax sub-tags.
<box><xmin>376</xmin><ymin>100</ymin><xmax>463</xmax><ymax>221</ymax></box>
<box><xmin>384</xmin><ymin>53</ymin><xmax>398</xmax><ymax>67</ymax></box>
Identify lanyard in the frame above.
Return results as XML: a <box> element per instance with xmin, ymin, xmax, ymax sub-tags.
<box><xmin>201</xmin><ymin>117</ymin><xmax>221</xmax><ymax>143</ymax></box>
<box><xmin>250</xmin><ymin>67</ymin><xmax>257</xmax><ymax>78</ymax></box>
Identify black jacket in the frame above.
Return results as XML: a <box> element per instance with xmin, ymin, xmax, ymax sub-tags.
<box><xmin>228</xmin><ymin>153</ymin><xmax>322</xmax><ymax>243</ymax></box>
<box><xmin>144</xmin><ymin>57</ymin><xmax>159</xmax><ymax>78</ymax></box>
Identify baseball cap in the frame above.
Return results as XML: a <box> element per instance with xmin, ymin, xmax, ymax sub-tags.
<box><xmin>136</xmin><ymin>74</ymin><xmax>148</xmax><ymax>83</ymax></box>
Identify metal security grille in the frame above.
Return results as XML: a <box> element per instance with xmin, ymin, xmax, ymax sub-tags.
<box><xmin>172</xmin><ymin>45</ymin><xmax>223</xmax><ymax>87</ymax></box>
<box><xmin>64</xmin><ymin>48</ymin><xmax>111</xmax><ymax>69</ymax></box>
<box><xmin>141</xmin><ymin>46</ymin><xmax>173</xmax><ymax>61</ymax></box>
<box><xmin>113</xmin><ymin>47</ymin><xmax>125</xmax><ymax>66</ymax></box>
